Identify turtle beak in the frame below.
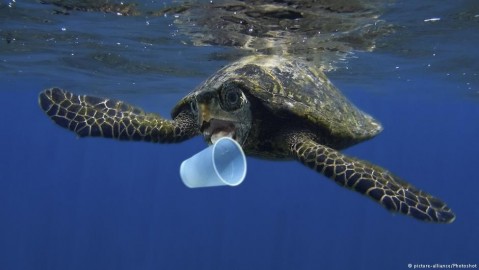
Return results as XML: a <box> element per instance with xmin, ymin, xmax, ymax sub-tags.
<box><xmin>198</xmin><ymin>103</ymin><xmax>211</xmax><ymax>129</ymax></box>
<box><xmin>198</xmin><ymin>102</ymin><xmax>237</xmax><ymax>144</ymax></box>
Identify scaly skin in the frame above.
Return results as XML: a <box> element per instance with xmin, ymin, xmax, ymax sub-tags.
<box><xmin>288</xmin><ymin>133</ymin><xmax>455</xmax><ymax>223</ymax></box>
<box><xmin>38</xmin><ymin>87</ymin><xmax>456</xmax><ymax>223</ymax></box>
<box><xmin>39</xmin><ymin>88</ymin><xmax>199</xmax><ymax>143</ymax></box>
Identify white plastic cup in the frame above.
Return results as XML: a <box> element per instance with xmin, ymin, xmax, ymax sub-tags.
<box><xmin>180</xmin><ymin>137</ymin><xmax>247</xmax><ymax>188</ymax></box>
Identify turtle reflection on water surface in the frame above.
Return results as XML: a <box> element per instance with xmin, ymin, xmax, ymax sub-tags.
<box><xmin>39</xmin><ymin>55</ymin><xmax>455</xmax><ymax>223</ymax></box>
<box><xmin>38</xmin><ymin>0</ymin><xmax>455</xmax><ymax>223</ymax></box>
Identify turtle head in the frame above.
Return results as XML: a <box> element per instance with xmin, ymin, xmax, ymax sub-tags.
<box><xmin>173</xmin><ymin>79</ymin><xmax>253</xmax><ymax>146</ymax></box>
<box><xmin>171</xmin><ymin>55</ymin><xmax>279</xmax><ymax>148</ymax></box>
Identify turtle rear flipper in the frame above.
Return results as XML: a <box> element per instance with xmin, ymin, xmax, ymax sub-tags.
<box><xmin>39</xmin><ymin>88</ymin><xmax>199</xmax><ymax>143</ymax></box>
<box><xmin>288</xmin><ymin>133</ymin><xmax>455</xmax><ymax>223</ymax></box>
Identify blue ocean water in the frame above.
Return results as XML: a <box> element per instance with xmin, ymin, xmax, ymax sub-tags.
<box><xmin>1</xmin><ymin>1</ymin><xmax>478</xmax><ymax>270</ymax></box>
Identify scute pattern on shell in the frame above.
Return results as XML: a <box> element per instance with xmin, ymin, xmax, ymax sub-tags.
<box><xmin>175</xmin><ymin>55</ymin><xmax>382</xmax><ymax>149</ymax></box>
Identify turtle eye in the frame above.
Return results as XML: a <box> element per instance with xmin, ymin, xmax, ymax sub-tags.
<box><xmin>220</xmin><ymin>86</ymin><xmax>243</xmax><ymax>111</ymax></box>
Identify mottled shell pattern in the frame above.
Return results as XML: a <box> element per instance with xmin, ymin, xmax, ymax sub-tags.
<box><xmin>173</xmin><ymin>55</ymin><xmax>382</xmax><ymax>149</ymax></box>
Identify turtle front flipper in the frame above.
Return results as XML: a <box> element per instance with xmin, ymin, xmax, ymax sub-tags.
<box><xmin>39</xmin><ymin>88</ymin><xmax>199</xmax><ymax>143</ymax></box>
<box><xmin>288</xmin><ymin>133</ymin><xmax>455</xmax><ymax>223</ymax></box>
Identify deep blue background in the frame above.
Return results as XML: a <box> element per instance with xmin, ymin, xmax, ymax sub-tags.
<box><xmin>1</xmin><ymin>69</ymin><xmax>478</xmax><ymax>270</ymax></box>
<box><xmin>1</xmin><ymin>1</ymin><xmax>479</xmax><ymax>270</ymax></box>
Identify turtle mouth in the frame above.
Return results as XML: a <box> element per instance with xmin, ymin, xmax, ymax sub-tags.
<box><xmin>201</xmin><ymin>118</ymin><xmax>237</xmax><ymax>144</ymax></box>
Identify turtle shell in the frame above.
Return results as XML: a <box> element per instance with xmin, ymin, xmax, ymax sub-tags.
<box><xmin>173</xmin><ymin>55</ymin><xmax>382</xmax><ymax>148</ymax></box>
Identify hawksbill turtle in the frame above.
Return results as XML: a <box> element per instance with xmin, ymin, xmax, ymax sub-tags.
<box><xmin>38</xmin><ymin>0</ymin><xmax>455</xmax><ymax>223</ymax></box>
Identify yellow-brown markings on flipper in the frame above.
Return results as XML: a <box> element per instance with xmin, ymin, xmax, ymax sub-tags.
<box><xmin>289</xmin><ymin>133</ymin><xmax>455</xmax><ymax>223</ymax></box>
<box><xmin>39</xmin><ymin>88</ymin><xmax>198</xmax><ymax>143</ymax></box>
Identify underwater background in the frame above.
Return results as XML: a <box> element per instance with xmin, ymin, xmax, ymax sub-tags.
<box><xmin>1</xmin><ymin>1</ymin><xmax>478</xmax><ymax>269</ymax></box>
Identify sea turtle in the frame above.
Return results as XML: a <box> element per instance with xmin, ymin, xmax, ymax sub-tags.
<box><xmin>39</xmin><ymin>54</ymin><xmax>455</xmax><ymax>223</ymax></box>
